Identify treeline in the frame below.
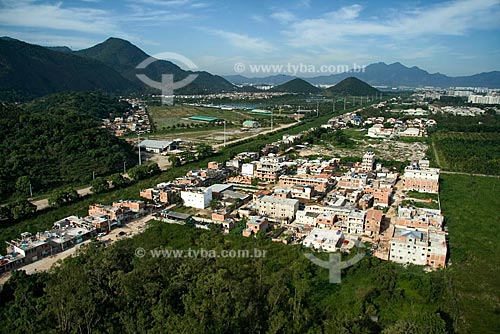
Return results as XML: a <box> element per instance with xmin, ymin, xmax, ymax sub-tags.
<box><xmin>0</xmin><ymin>99</ymin><xmax>137</xmax><ymax>200</ymax></box>
<box><xmin>0</xmin><ymin>223</ymin><xmax>453</xmax><ymax>334</ymax></box>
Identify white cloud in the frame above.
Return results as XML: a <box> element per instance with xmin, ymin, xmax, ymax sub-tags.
<box><xmin>284</xmin><ymin>0</ymin><xmax>500</xmax><ymax>47</ymax></box>
<box><xmin>209</xmin><ymin>29</ymin><xmax>275</xmax><ymax>53</ymax></box>
<box><xmin>270</xmin><ymin>11</ymin><xmax>296</xmax><ymax>24</ymax></box>
<box><xmin>0</xmin><ymin>0</ymin><xmax>118</xmax><ymax>35</ymax></box>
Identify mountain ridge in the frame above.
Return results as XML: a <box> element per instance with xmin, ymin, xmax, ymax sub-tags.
<box><xmin>224</xmin><ymin>62</ymin><xmax>500</xmax><ymax>88</ymax></box>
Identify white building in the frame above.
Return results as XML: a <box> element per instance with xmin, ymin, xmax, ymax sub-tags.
<box><xmin>403</xmin><ymin>165</ymin><xmax>440</xmax><ymax>193</ymax></box>
<box><xmin>389</xmin><ymin>227</ymin><xmax>447</xmax><ymax>268</ymax></box>
<box><xmin>468</xmin><ymin>95</ymin><xmax>500</xmax><ymax>104</ymax></box>
<box><xmin>255</xmin><ymin>196</ymin><xmax>299</xmax><ymax>221</ymax></box>
<box><xmin>361</xmin><ymin>151</ymin><xmax>376</xmax><ymax>171</ymax></box>
<box><xmin>303</xmin><ymin>228</ymin><xmax>344</xmax><ymax>252</ymax></box>
<box><xmin>181</xmin><ymin>187</ymin><xmax>213</xmax><ymax>209</ymax></box>
<box><xmin>241</xmin><ymin>163</ymin><xmax>255</xmax><ymax>177</ymax></box>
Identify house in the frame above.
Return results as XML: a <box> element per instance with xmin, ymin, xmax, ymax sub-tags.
<box><xmin>242</xmin><ymin>216</ymin><xmax>269</xmax><ymax>237</ymax></box>
<box><xmin>365</xmin><ymin>209</ymin><xmax>383</xmax><ymax>236</ymax></box>
<box><xmin>6</xmin><ymin>232</ymin><xmax>51</xmax><ymax>264</ymax></box>
<box><xmin>396</xmin><ymin>206</ymin><xmax>444</xmax><ymax>230</ymax></box>
<box><xmin>180</xmin><ymin>187</ymin><xmax>212</xmax><ymax>209</ymax></box>
<box><xmin>303</xmin><ymin>228</ymin><xmax>344</xmax><ymax>252</ymax></box>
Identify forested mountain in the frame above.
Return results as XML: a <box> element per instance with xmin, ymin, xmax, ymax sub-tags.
<box><xmin>325</xmin><ymin>77</ymin><xmax>380</xmax><ymax>96</ymax></box>
<box><xmin>0</xmin><ymin>38</ymin><xmax>136</xmax><ymax>100</ymax></box>
<box><xmin>75</xmin><ymin>37</ymin><xmax>236</xmax><ymax>94</ymax></box>
<box><xmin>0</xmin><ymin>96</ymin><xmax>136</xmax><ymax>199</ymax></box>
<box><xmin>0</xmin><ymin>223</ymin><xmax>451</xmax><ymax>333</ymax></box>
<box><xmin>270</xmin><ymin>78</ymin><xmax>322</xmax><ymax>93</ymax></box>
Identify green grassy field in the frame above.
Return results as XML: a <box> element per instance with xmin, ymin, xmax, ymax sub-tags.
<box><xmin>149</xmin><ymin>105</ymin><xmax>254</xmax><ymax>129</ymax></box>
<box><xmin>440</xmin><ymin>173</ymin><xmax>500</xmax><ymax>334</ymax></box>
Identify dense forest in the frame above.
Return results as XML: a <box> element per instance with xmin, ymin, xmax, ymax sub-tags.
<box><xmin>0</xmin><ymin>93</ymin><xmax>137</xmax><ymax>199</ymax></box>
<box><xmin>0</xmin><ymin>223</ymin><xmax>453</xmax><ymax>334</ymax></box>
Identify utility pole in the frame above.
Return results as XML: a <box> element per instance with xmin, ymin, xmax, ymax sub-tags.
<box><xmin>92</xmin><ymin>171</ymin><xmax>95</xmax><ymax>180</ymax></box>
<box><xmin>138</xmin><ymin>133</ymin><xmax>142</xmax><ymax>166</ymax></box>
<box><xmin>344</xmin><ymin>97</ymin><xmax>346</xmax><ymax>110</ymax></box>
<box><xmin>223</xmin><ymin>120</ymin><xmax>226</xmax><ymax>147</ymax></box>
<box><xmin>271</xmin><ymin>112</ymin><xmax>273</xmax><ymax>131</ymax></box>
<box><xmin>332</xmin><ymin>99</ymin><xmax>335</xmax><ymax>114</ymax></box>
<box><xmin>316</xmin><ymin>101</ymin><xmax>319</xmax><ymax>117</ymax></box>
<box><xmin>29</xmin><ymin>182</ymin><xmax>33</xmax><ymax>197</ymax></box>
<box><xmin>123</xmin><ymin>161</ymin><xmax>126</xmax><ymax>174</ymax></box>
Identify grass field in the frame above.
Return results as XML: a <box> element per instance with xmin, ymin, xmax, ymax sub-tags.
<box><xmin>149</xmin><ymin>105</ymin><xmax>254</xmax><ymax>129</ymax></box>
<box><xmin>440</xmin><ymin>173</ymin><xmax>500</xmax><ymax>333</ymax></box>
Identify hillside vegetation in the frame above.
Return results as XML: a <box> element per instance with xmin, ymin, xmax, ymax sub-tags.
<box><xmin>0</xmin><ymin>94</ymin><xmax>137</xmax><ymax>199</ymax></box>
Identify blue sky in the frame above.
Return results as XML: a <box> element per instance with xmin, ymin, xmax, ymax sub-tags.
<box><xmin>1</xmin><ymin>0</ymin><xmax>499</xmax><ymax>77</ymax></box>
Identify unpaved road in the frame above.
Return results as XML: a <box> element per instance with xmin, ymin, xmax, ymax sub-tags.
<box><xmin>31</xmin><ymin>186</ymin><xmax>93</xmax><ymax>211</ymax></box>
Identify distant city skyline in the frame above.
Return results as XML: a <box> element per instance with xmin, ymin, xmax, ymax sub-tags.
<box><xmin>1</xmin><ymin>0</ymin><xmax>499</xmax><ymax>77</ymax></box>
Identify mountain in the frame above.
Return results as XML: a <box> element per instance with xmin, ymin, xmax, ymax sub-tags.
<box><xmin>76</xmin><ymin>37</ymin><xmax>235</xmax><ymax>94</ymax></box>
<box><xmin>0</xmin><ymin>38</ymin><xmax>136</xmax><ymax>100</ymax></box>
<box><xmin>271</xmin><ymin>78</ymin><xmax>322</xmax><ymax>93</ymax></box>
<box><xmin>45</xmin><ymin>46</ymin><xmax>73</xmax><ymax>53</ymax></box>
<box><xmin>325</xmin><ymin>77</ymin><xmax>379</xmax><ymax>96</ymax></box>
<box><xmin>224</xmin><ymin>74</ymin><xmax>297</xmax><ymax>85</ymax></box>
<box><xmin>229</xmin><ymin>62</ymin><xmax>500</xmax><ymax>88</ymax></box>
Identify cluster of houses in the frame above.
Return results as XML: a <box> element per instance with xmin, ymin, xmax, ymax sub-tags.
<box><xmin>0</xmin><ymin>200</ymin><xmax>150</xmax><ymax>274</ymax></box>
<box><xmin>138</xmin><ymin>134</ymin><xmax>447</xmax><ymax>269</ymax></box>
<box><xmin>102</xmin><ymin>100</ymin><xmax>151</xmax><ymax>136</ymax></box>
<box><xmin>366</xmin><ymin>117</ymin><xmax>436</xmax><ymax>138</ymax></box>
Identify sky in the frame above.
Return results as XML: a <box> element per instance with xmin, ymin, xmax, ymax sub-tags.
<box><xmin>1</xmin><ymin>0</ymin><xmax>499</xmax><ymax>77</ymax></box>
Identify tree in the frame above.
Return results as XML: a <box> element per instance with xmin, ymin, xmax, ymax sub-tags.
<box><xmin>168</xmin><ymin>155</ymin><xmax>181</xmax><ymax>167</ymax></box>
<box><xmin>196</xmin><ymin>144</ymin><xmax>214</xmax><ymax>160</ymax></box>
<box><xmin>108</xmin><ymin>173</ymin><xmax>126</xmax><ymax>188</ymax></box>
<box><xmin>15</xmin><ymin>176</ymin><xmax>31</xmax><ymax>197</ymax></box>
<box><xmin>9</xmin><ymin>199</ymin><xmax>36</xmax><ymax>220</ymax></box>
<box><xmin>48</xmin><ymin>188</ymin><xmax>79</xmax><ymax>207</ymax></box>
<box><xmin>90</xmin><ymin>177</ymin><xmax>109</xmax><ymax>194</ymax></box>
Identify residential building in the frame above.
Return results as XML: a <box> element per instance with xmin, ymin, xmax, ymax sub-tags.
<box><xmin>181</xmin><ymin>187</ymin><xmax>213</xmax><ymax>209</ymax></box>
<box><xmin>365</xmin><ymin>209</ymin><xmax>383</xmax><ymax>236</ymax></box>
<box><xmin>396</xmin><ymin>206</ymin><xmax>444</xmax><ymax>230</ymax></box>
<box><xmin>361</xmin><ymin>151</ymin><xmax>376</xmax><ymax>171</ymax></box>
<box><xmin>389</xmin><ymin>227</ymin><xmax>447</xmax><ymax>268</ymax></box>
<box><xmin>403</xmin><ymin>165</ymin><xmax>440</xmax><ymax>193</ymax></box>
<box><xmin>242</xmin><ymin>216</ymin><xmax>269</xmax><ymax>237</ymax></box>
<box><xmin>278</xmin><ymin>174</ymin><xmax>330</xmax><ymax>192</ymax></box>
<box><xmin>255</xmin><ymin>196</ymin><xmax>299</xmax><ymax>221</ymax></box>
<box><xmin>303</xmin><ymin>228</ymin><xmax>344</xmax><ymax>252</ymax></box>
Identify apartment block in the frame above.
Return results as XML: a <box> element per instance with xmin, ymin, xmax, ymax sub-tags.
<box><xmin>389</xmin><ymin>227</ymin><xmax>447</xmax><ymax>268</ymax></box>
<box><xmin>361</xmin><ymin>151</ymin><xmax>376</xmax><ymax>171</ymax></box>
<box><xmin>403</xmin><ymin>166</ymin><xmax>440</xmax><ymax>193</ymax></box>
<box><xmin>365</xmin><ymin>209</ymin><xmax>383</xmax><ymax>236</ymax></box>
<box><xmin>180</xmin><ymin>187</ymin><xmax>213</xmax><ymax>209</ymax></box>
<box><xmin>278</xmin><ymin>174</ymin><xmax>330</xmax><ymax>192</ymax></box>
<box><xmin>255</xmin><ymin>196</ymin><xmax>299</xmax><ymax>221</ymax></box>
